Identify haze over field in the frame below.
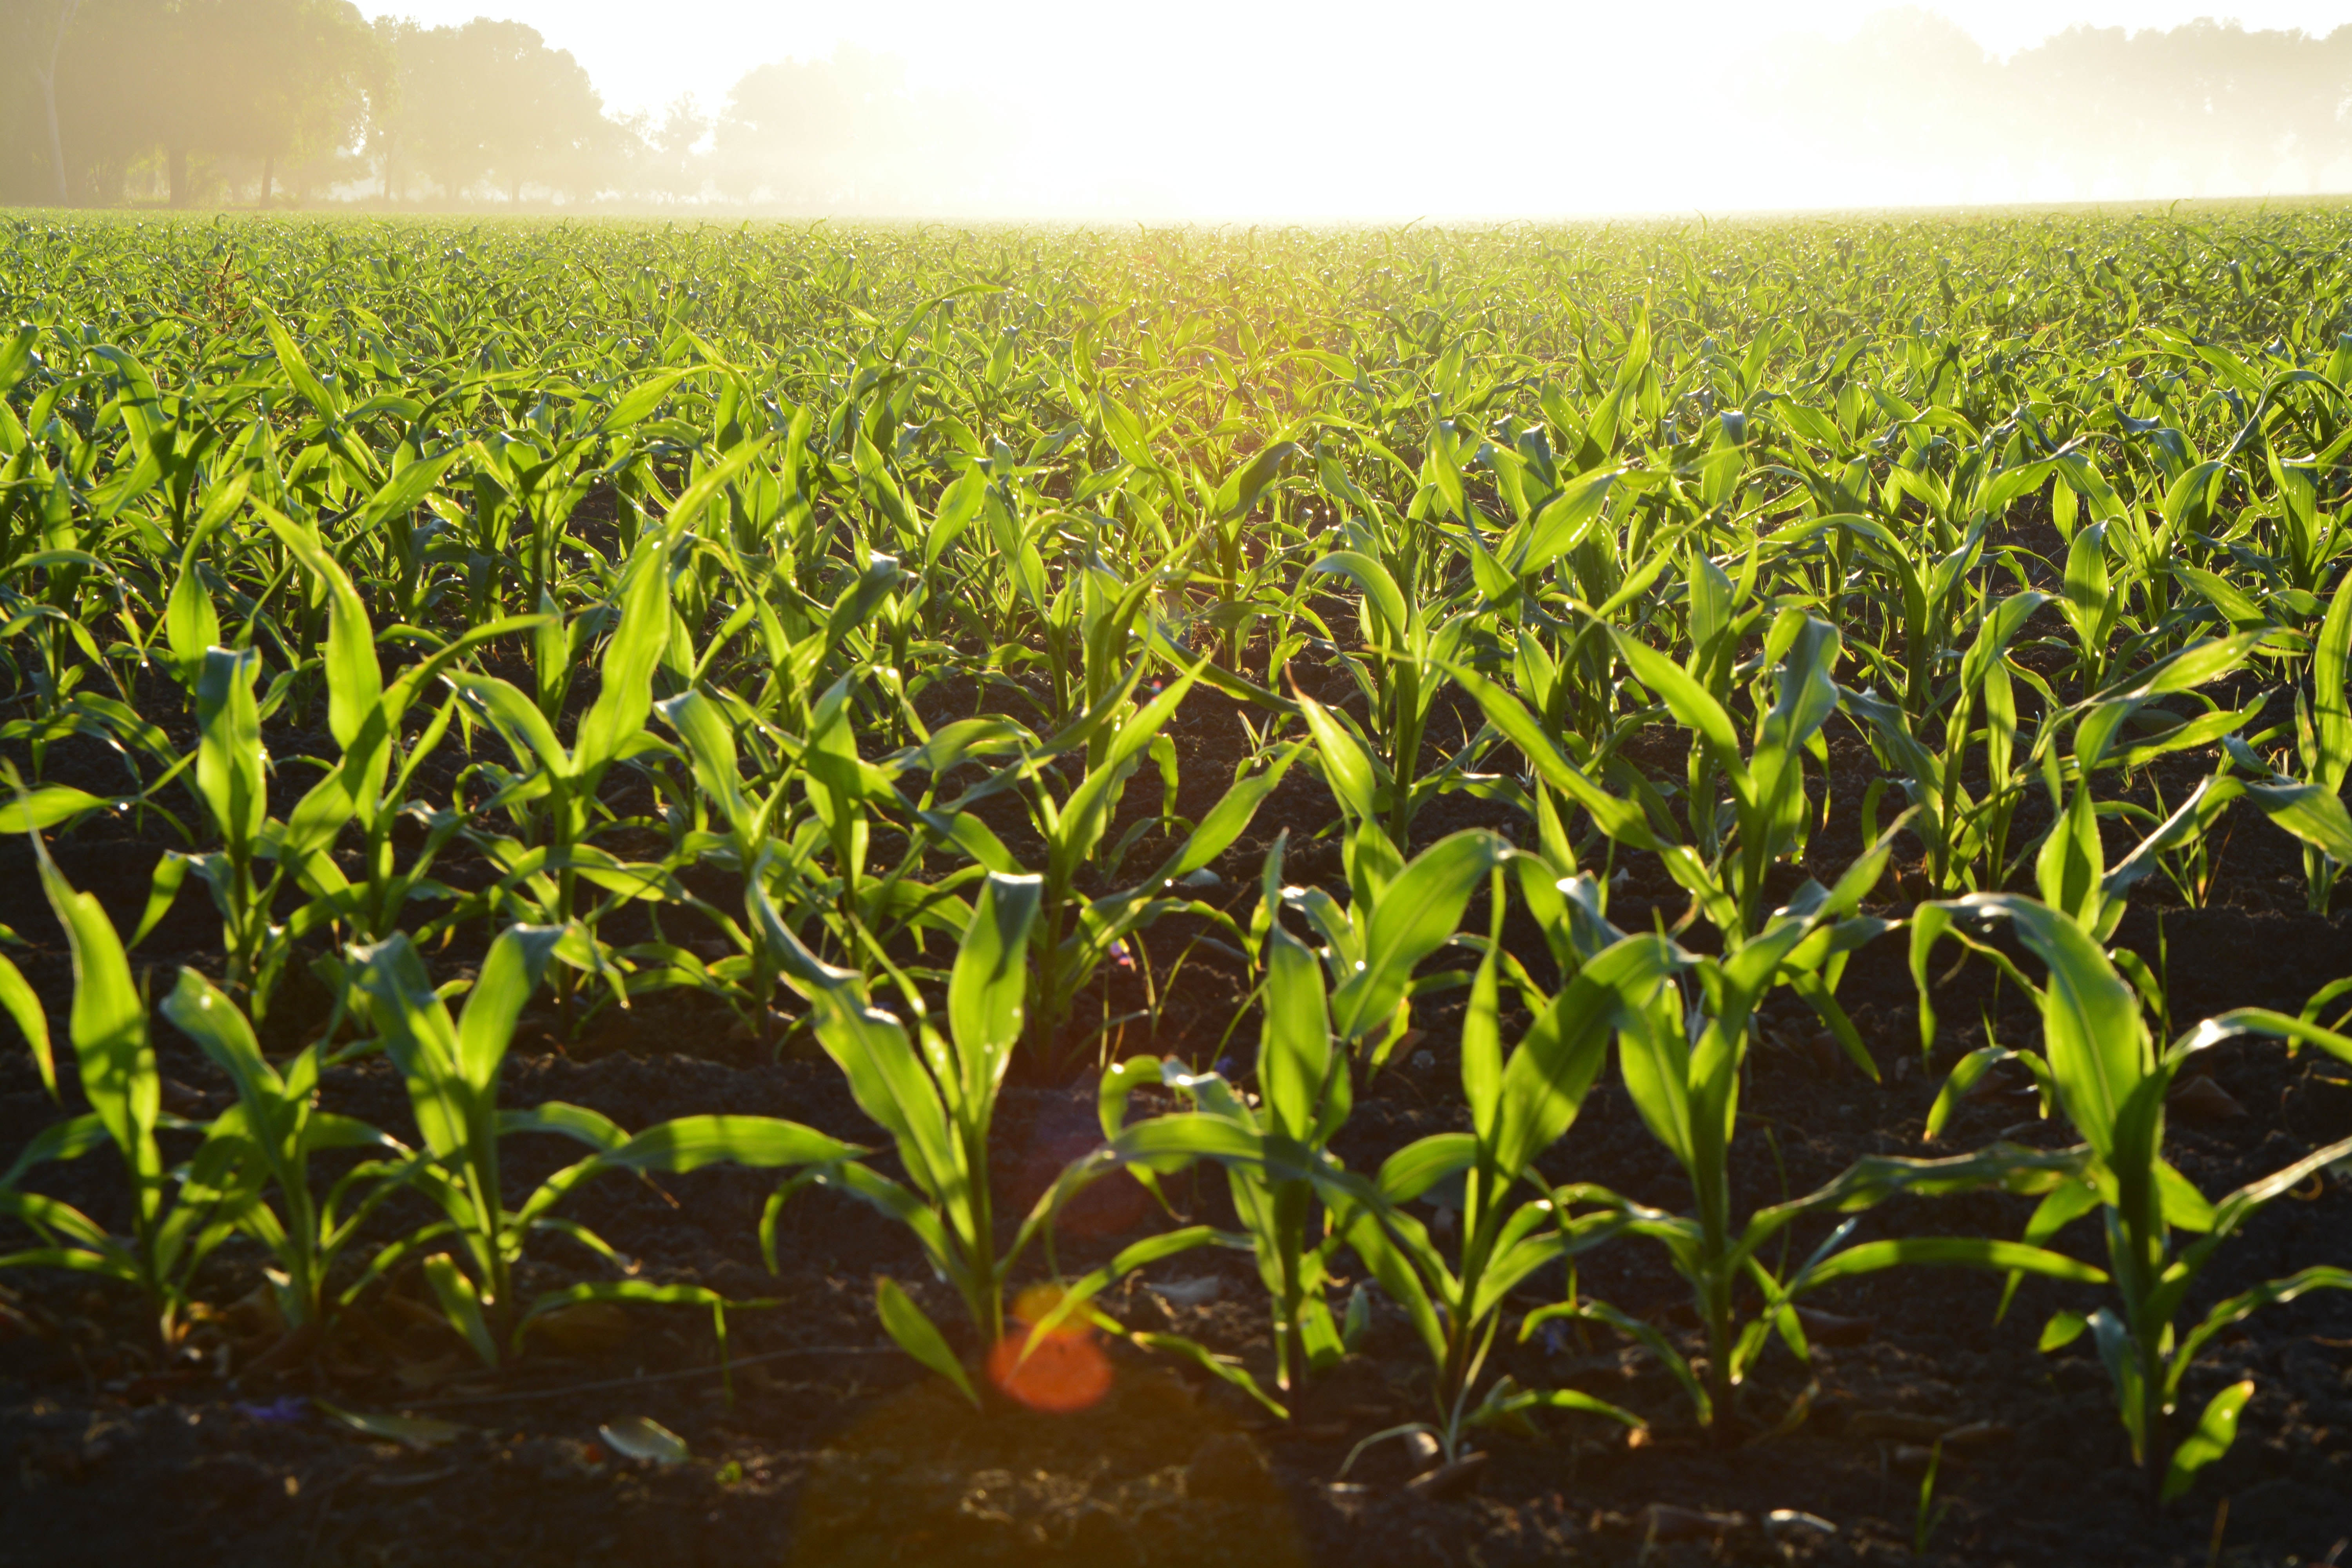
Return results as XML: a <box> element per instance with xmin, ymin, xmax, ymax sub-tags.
<box><xmin>347</xmin><ymin>0</ymin><xmax>2352</xmax><ymax>214</ymax></box>
<box><xmin>12</xmin><ymin>0</ymin><xmax>2352</xmax><ymax>214</ymax></box>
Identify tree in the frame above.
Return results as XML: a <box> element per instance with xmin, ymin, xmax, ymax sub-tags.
<box><xmin>710</xmin><ymin>47</ymin><xmax>1016</xmax><ymax>211</ymax></box>
<box><xmin>176</xmin><ymin>0</ymin><xmax>374</xmax><ymax>205</ymax></box>
<box><xmin>648</xmin><ymin>93</ymin><xmax>710</xmax><ymax>202</ymax></box>
<box><xmin>8</xmin><ymin>0</ymin><xmax>84</xmax><ymax>204</ymax></box>
<box><xmin>714</xmin><ymin>48</ymin><xmax>927</xmax><ymax>207</ymax></box>
<box><xmin>1750</xmin><ymin>10</ymin><xmax>2352</xmax><ymax>203</ymax></box>
<box><xmin>379</xmin><ymin>19</ymin><xmax>623</xmax><ymax>204</ymax></box>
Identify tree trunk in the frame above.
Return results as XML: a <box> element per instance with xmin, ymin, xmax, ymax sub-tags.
<box><xmin>33</xmin><ymin>0</ymin><xmax>83</xmax><ymax>207</ymax></box>
<box><xmin>260</xmin><ymin>154</ymin><xmax>272</xmax><ymax>208</ymax></box>
<box><xmin>168</xmin><ymin>143</ymin><xmax>188</xmax><ymax>207</ymax></box>
<box><xmin>35</xmin><ymin>68</ymin><xmax>68</xmax><ymax>205</ymax></box>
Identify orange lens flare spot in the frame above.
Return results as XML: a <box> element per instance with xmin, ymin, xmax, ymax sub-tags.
<box><xmin>987</xmin><ymin>1288</ymin><xmax>1112</xmax><ymax>1413</ymax></box>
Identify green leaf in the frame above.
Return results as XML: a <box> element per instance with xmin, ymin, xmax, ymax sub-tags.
<box><xmin>598</xmin><ymin>1114</ymin><xmax>860</xmax><ymax>1174</ymax></box>
<box><xmin>1449</xmin><ymin>665</ymin><xmax>1657</xmax><ymax>849</ymax></box>
<box><xmin>1514</xmin><ymin>468</ymin><xmax>1619</xmax><ymax>575</ymax></box>
<box><xmin>601</xmin><ymin>369</ymin><xmax>691</xmax><ymax>432</ymax></box>
<box><xmin>130</xmin><ymin>852</ymin><xmax>192</xmax><ymax>950</ymax></box>
<box><xmin>948</xmin><ymin>871</ymin><xmax>1043</xmax><ymax>1091</ymax></box>
<box><xmin>2314</xmin><ymin>564</ymin><xmax>2352</xmax><ymax>788</ymax></box>
<box><xmin>1795</xmin><ymin>1237</ymin><xmax>2107</xmax><ymax>1290</ymax></box>
<box><xmin>265</xmin><ymin>515</ymin><xmax>382</xmax><ymax>750</ymax></box>
<box><xmin>2161</xmin><ymin>1380</ymin><xmax>2254</xmax><ymax>1502</ymax></box>
<box><xmin>877</xmin><ymin>1277</ymin><xmax>977</xmax><ymax>1405</ymax></box>
<box><xmin>261</xmin><ymin>309</ymin><xmax>341</xmax><ymax>417</ymax></box>
<box><xmin>447</xmin><ymin>672</ymin><xmax>573</xmax><ymax>778</ymax></box>
<box><xmin>1613</xmin><ymin>632</ymin><xmax>1746</xmax><ymax>780</ymax></box>
<box><xmin>314</xmin><ymin>1400</ymin><xmax>463</xmax><ymax>1451</ymax></box>
<box><xmin>1950</xmin><ymin>896</ymin><xmax>2148</xmax><ymax>1157</ymax></box>
<box><xmin>599</xmin><ymin>1416</ymin><xmax>691</xmax><ymax>1466</ymax></box>
<box><xmin>457</xmin><ymin>926</ymin><xmax>562</xmax><ymax>1094</ymax></box>
<box><xmin>1259</xmin><ymin>925</ymin><xmax>1335</xmax><ymax>1143</ymax></box>
<box><xmin>352</xmin><ymin>934</ymin><xmax>469</xmax><ymax>1162</ymax></box>
<box><xmin>573</xmin><ymin>541</ymin><xmax>673</xmax><ymax>781</ymax></box>
<box><xmin>1474</xmin><ymin>1377</ymin><xmax>1645</xmax><ymax>1431</ymax></box>
<box><xmin>2087</xmin><ymin>631</ymin><xmax>2267</xmax><ymax>706</ymax></box>
<box><xmin>1130</xmin><ymin>1330</ymin><xmax>1289</xmax><ymax>1417</ymax></box>
<box><xmin>194</xmin><ymin>647</ymin><xmax>266</xmax><ymax>850</ymax></box>
<box><xmin>1329</xmin><ymin>830</ymin><xmax>1509</xmax><ymax>1044</ymax></box>
<box><xmin>34</xmin><ymin>844</ymin><xmax>156</xmax><ymax>1199</ymax></box>
<box><xmin>1295</xmin><ymin>691</ymin><xmax>1382</xmax><ymax>823</ymax></box>
<box><xmin>658</xmin><ymin>434</ymin><xmax>775</xmax><ymax>540</ymax></box>
<box><xmin>0</xmin><ymin>952</ymin><xmax>53</xmax><ymax>1098</ymax></box>
<box><xmin>422</xmin><ymin>1253</ymin><xmax>499</xmax><ymax>1364</ymax></box>
<box><xmin>1307</xmin><ymin>550</ymin><xmax>1409</xmax><ymax>644</ymax></box>
<box><xmin>1215</xmin><ymin>442</ymin><xmax>1299</xmax><ymax>522</ymax></box>
<box><xmin>2243</xmin><ymin>780</ymin><xmax>2352</xmax><ymax>866</ymax></box>
<box><xmin>159</xmin><ymin>968</ymin><xmax>280</xmax><ymax>1118</ymax></box>
<box><xmin>1494</xmin><ymin>934</ymin><xmax>1682</xmax><ymax>1179</ymax></box>
<box><xmin>2039</xmin><ymin>1309</ymin><xmax>2089</xmax><ymax>1351</ymax></box>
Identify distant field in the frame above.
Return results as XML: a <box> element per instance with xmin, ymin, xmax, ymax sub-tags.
<box><xmin>1</xmin><ymin>208</ymin><xmax>2349</xmax><ymax>1568</ymax></box>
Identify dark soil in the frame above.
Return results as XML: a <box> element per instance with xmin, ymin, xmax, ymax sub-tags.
<box><xmin>2</xmin><ymin>644</ymin><xmax>2350</xmax><ymax>1568</ymax></box>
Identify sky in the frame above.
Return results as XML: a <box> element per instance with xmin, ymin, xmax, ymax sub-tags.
<box><xmin>359</xmin><ymin>1</ymin><xmax>2352</xmax><ymax>216</ymax></box>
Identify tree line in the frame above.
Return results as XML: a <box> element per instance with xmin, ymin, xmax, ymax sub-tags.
<box><xmin>14</xmin><ymin>4</ymin><xmax>2350</xmax><ymax>211</ymax></box>
<box><xmin>0</xmin><ymin>2</ymin><xmax>1000</xmax><ymax>209</ymax></box>
<box><xmin>1753</xmin><ymin>10</ymin><xmax>2352</xmax><ymax>201</ymax></box>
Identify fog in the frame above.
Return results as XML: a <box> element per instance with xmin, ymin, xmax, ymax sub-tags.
<box><xmin>9</xmin><ymin>0</ymin><xmax>2352</xmax><ymax>214</ymax></box>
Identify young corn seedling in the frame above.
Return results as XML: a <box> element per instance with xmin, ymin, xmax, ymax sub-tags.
<box><xmin>444</xmin><ymin>532</ymin><xmax>682</xmax><ymax>1028</ymax></box>
<box><xmin>2008</xmin><ymin>630</ymin><xmax>2334</xmax><ymax>955</ymax></box>
<box><xmin>1299</xmin><ymin>535</ymin><xmax>1469</xmax><ymax>846</ymax></box>
<box><xmin>2227</xmin><ymin>561</ymin><xmax>2352</xmax><ymax>912</ymax></box>
<box><xmin>354</xmin><ymin>922</ymin><xmax>853</xmax><ymax>1362</ymax></box>
<box><xmin>1091</xmin><ymin>835</ymin><xmax>1361</xmax><ymax>1393</ymax></box>
<box><xmin>1915</xmin><ymin>893</ymin><xmax>2352</xmax><ymax>1501</ymax></box>
<box><xmin>1840</xmin><ymin>590</ymin><xmax>2048</xmax><ymax>892</ymax></box>
<box><xmin>156</xmin><ymin>969</ymin><xmax>415</xmax><ymax>1347</ymax></box>
<box><xmin>1284</xmin><ymin>706</ymin><xmax>1524</xmax><ymax>1062</ymax></box>
<box><xmin>1333</xmin><ymin>875</ymin><xmax>1671</xmax><ymax>1468</ymax></box>
<box><xmin>183</xmin><ymin>644</ymin><xmax>301</xmax><ymax>1018</ymax></box>
<box><xmin>254</xmin><ymin>519</ymin><xmax>545</xmax><ymax>997</ymax></box>
<box><xmin>0</xmin><ymin>839</ymin><xmax>251</xmax><ymax>1354</ymax></box>
<box><xmin>765</xmin><ymin>870</ymin><xmax>1220</xmax><ymax>1399</ymax></box>
<box><xmin>772</xmin><ymin>870</ymin><xmax>1049</xmax><ymax>1341</ymax></box>
<box><xmin>1612</xmin><ymin>608</ymin><xmax>1846</xmax><ymax>949</ymax></box>
<box><xmin>1540</xmin><ymin>830</ymin><xmax>2104</xmax><ymax>1437</ymax></box>
<box><xmin>922</xmin><ymin>648</ymin><xmax>1297</xmax><ymax>1063</ymax></box>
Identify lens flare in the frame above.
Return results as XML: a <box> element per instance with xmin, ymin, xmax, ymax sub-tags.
<box><xmin>987</xmin><ymin>1286</ymin><xmax>1112</xmax><ymax>1414</ymax></box>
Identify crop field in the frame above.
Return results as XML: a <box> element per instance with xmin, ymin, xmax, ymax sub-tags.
<box><xmin>1</xmin><ymin>208</ymin><xmax>2351</xmax><ymax>1567</ymax></box>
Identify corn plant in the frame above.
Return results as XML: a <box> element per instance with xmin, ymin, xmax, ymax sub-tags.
<box><xmin>258</xmin><ymin>518</ymin><xmax>544</xmax><ymax>996</ymax></box>
<box><xmin>1916</xmin><ymin>894</ymin><xmax>2352</xmax><ymax>1500</ymax></box>
<box><xmin>1840</xmin><ymin>590</ymin><xmax>2047</xmax><ymax>892</ymax></box>
<box><xmin>442</xmin><ymin>532</ymin><xmax>680</xmax><ymax>1025</ymax></box>
<box><xmin>2231</xmin><ymin>561</ymin><xmax>2352</xmax><ymax>911</ymax></box>
<box><xmin>0</xmin><ymin>839</ymin><xmax>250</xmax><ymax>1351</ymax></box>
<box><xmin>1612</xmin><ymin>608</ymin><xmax>1844</xmax><ymax>947</ymax></box>
<box><xmin>1283</xmin><ymin>714</ymin><xmax>1521</xmax><ymax>1062</ymax></box>
<box><xmin>185</xmin><ymin>644</ymin><xmax>293</xmax><ymax>1013</ymax></box>
<box><xmin>354</xmin><ymin>922</ymin><xmax>853</xmax><ymax>1361</ymax></box>
<box><xmin>1301</xmin><ymin>535</ymin><xmax>1468</xmax><ymax>845</ymax></box>
<box><xmin>920</xmin><ymin>652</ymin><xmax>1297</xmax><ymax>1062</ymax></box>
<box><xmin>1090</xmin><ymin>836</ymin><xmax>1359</xmax><ymax>1393</ymax></box>
<box><xmin>156</xmin><ymin>969</ymin><xmax>414</xmax><ymax>1340</ymax></box>
<box><xmin>1334</xmin><ymin>884</ymin><xmax>1670</xmax><ymax>1465</ymax></box>
<box><xmin>1541</xmin><ymin>831</ymin><xmax>2104</xmax><ymax>1435</ymax></box>
<box><xmin>762</xmin><ymin>869</ymin><xmax>1047</xmax><ymax>1385</ymax></box>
